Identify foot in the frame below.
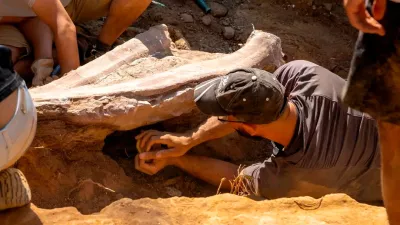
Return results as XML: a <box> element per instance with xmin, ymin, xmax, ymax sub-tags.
<box><xmin>0</xmin><ymin>168</ymin><xmax>31</xmax><ymax>211</ymax></box>
<box><xmin>31</xmin><ymin>58</ymin><xmax>54</xmax><ymax>87</ymax></box>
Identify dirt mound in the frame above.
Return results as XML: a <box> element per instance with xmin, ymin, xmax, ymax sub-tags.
<box><xmin>0</xmin><ymin>194</ymin><xmax>388</xmax><ymax>225</ymax></box>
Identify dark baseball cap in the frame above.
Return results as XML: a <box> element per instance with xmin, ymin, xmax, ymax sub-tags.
<box><xmin>194</xmin><ymin>68</ymin><xmax>286</xmax><ymax>124</ymax></box>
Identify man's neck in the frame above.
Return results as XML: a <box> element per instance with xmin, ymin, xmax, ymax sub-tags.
<box><xmin>234</xmin><ymin>102</ymin><xmax>298</xmax><ymax>147</ymax></box>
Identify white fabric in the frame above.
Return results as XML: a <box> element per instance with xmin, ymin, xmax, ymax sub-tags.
<box><xmin>0</xmin><ymin>83</ymin><xmax>37</xmax><ymax>171</ymax></box>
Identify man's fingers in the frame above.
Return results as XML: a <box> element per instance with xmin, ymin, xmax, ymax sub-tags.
<box><xmin>134</xmin><ymin>155</ymin><xmax>156</xmax><ymax>175</ymax></box>
<box><xmin>155</xmin><ymin>148</ymin><xmax>181</xmax><ymax>159</ymax></box>
<box><xmin>144</xmin><ymin>136</ymin><xmax>172</xmax><ymax>152</ymax></box>
<box><xmin>135</xmin><ymin>130</ymin><xmax>148</xmax><ymax>140</ymax></box>
<box><xmin>344</xmin><ymin>0</ymin><xmax>385</xmax><ymax>36</ymax></box>
<box><xmin>139</xmin><ymin>151</ymin><xmax>158</xmax><ymax>160</ymax></box>
<box><xmin>349</xmin><ymin>10</ymin><xmax>385</xmax><ymax>36</ymax></box>
<box><xmin>140</xmin><ymin>130</ymin><xmax>160</xmax><ymax>149</ymax></box>
<box><xmin>373</xmin><ymin>0</ymin><xmax>386</xmax><ymax>20</ymax></box>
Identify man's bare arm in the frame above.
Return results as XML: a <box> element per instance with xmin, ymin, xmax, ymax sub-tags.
<box><xmin>31</xmin><ymin>0</ymin><xmax>79</xmax><ymax>74</ymax></box>
<box><xmin>135</xmin><ymin>154</ymin><xmax>238</xmax><ymax>190</ymax></box>
<box><xmin>137</xmin><ymin>116</ymin><xmax>236</xmax><ymax>160</ymax></box>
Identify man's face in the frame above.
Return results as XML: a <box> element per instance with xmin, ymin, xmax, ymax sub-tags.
<box><xmin>218</xmin><ymin>115</ymin><xmax>258</xmax><ymax>136</ymax></box>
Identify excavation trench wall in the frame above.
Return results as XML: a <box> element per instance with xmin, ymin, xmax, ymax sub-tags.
<box><xmin>14</xmin><ymin>25</ymin><xmax>284</xmax><ymax>214</ymax></box>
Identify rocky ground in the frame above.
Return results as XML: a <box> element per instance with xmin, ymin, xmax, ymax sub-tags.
<box><xmin>83</xmin><ymin>0</ymin><xmax>356</xmax><ymax>78</ymax></box>
<box><xmin>0</xmin><ymin>194</ymin><xmax>388</xmax><ymax>225</ymax></box>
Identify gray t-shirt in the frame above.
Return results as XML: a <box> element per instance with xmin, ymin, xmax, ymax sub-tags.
<box><xmin>0</xmin><ymin>0</ymin><xmax>71</xmax><ymax>17</ymax></box>
<box><xmin>242</xmin><ymin>60</ymin><xmax>381</xmax><ymax>203</ymax></box>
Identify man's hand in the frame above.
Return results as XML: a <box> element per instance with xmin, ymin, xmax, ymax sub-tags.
<box><xmin>343</xmin><ymin>0</ymin><xmax>386</xmax><ymax>36</ymax></box>
<box><xmin>134</xmin><ymin>155</ymin><xmax>172</xmax><ymax>175</ymax></box>
<box><xmin>135</xmin><ymin>130</ymin><xmax>193</xmax><ymax>160</ymax></box>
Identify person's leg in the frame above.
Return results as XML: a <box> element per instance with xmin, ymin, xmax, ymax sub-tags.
<box><xmin>98</xmin><ymin>0</ymin><xmax>151</xmax><ymax>46</ymax></box>
<box><xmin>18</xmin><ymin>18</ymin><xmax>53</xmax><ymax>60</ymax></box>
<box><xmin>65</xmin><ymin>0</ymin><xmax>151</xmax><ymax>49</ymax></box>
<box><xmin>378</xmin><ymin>121</ymin><xmax>400</xmax><ymax>224</ymax></box>
<box><xmin>19</xmin><ymin>18</ymin><xmax>55</xmax><ymax>86</ymax></box>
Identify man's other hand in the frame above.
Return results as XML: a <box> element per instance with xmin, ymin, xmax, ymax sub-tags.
<box><xmin>343</xmin><ymin>0</ymin><xmax>386</xmax><ymax>36</ymax></box>
<box><xmin>134</xmin><ymin>155</ymin><xmax>172</xmax><ymax>175</ymax></box>
<box><xmin>135</xmin><ymin>130</ymin><xmax>193</xmax><ymax>160</ymax></box>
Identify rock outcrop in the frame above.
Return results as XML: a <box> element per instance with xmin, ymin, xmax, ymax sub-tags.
<box><xmin>0</xmin><ymin>194</ymin><xmax>388</xmax><ymax>225</ymax></box>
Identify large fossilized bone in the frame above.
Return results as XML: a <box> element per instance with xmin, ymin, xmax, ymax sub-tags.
<box><xmin>31</xmin><ymin>24</ymin><xmax>284</xmax><ymax>131</ymax></box>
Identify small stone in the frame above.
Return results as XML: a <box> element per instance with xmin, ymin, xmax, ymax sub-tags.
<box><xmin>323</xmin><ymin>3</ymin><xmax>333</xmax><ymax>11</ymax></box>
<box><xmin>163</xmin><ymin>176</ymin><xmax>182</xmax><ymax>186</ymax></box>
<box><xmin>221</xmin><ymin>18</ymin><xmax>230</xmax><ymax>26</ymax></box>
<box><xmin>210</xmin><ymin>2</ymin><xmax>228</xmax><ymax>17</ymax></box>
<box><xmin>201</xmin><ymin>15</ymin><xmax>212</xmax><ymax>26</ymax></box>
<box><xmin>223</xmin><ymin>27</ymin><xmax>235</xmax><ymax>40</ymax></box>
<box><xmin>165</xmin><ymin>187</ymin><xmax>182</xmax><ymax>197</ymax></box>
<box><xmin>181</xmin><ymin>13</ymin><xmax>194</xmax><ymax>23</ymax></box>
<box><xmin>175</xmin><ymin>38</ymin><xmax>191</xmax><ymax>50</ymax></box>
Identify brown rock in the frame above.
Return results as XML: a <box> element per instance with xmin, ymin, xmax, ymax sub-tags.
<box><xmin>210</xmin><ymin>2</ymin><xmax>228</xmax><ymax>17</ymax></box>
<box><xmin>323</xmin><ymin>3</ymin><xmax>333</xmax><ymax>11</ymax></box>
<box><xmin>201</xmin><ymin>15</ymin><xmax>212</xmax><ymax>26</ymax></box>
<box><xmin>223</xmin><ymin>27</ymin><xmax>235</xmax><ymax>39</ymax></box>
<box><xmin>181</xmin><ymin>13</ymin><xmax>194</xmax><ymax>23</ymax></box>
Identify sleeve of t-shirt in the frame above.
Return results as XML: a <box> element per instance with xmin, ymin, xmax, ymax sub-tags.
<box><xmin>273</xmin><ymin>60</ymin><xmax>320</xmax><ymax>97</ymax></box>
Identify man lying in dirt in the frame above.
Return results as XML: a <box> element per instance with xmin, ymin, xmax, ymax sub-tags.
<box><xmin>0</xmin><ymin>45</ymin><xmax>36</xmax><ymax>210</ymax></box>
<box><xmin>0</xmin><ymin>0</ymin><xmax>151</xmax><ymax>86</ymax></box>
<box><xmin>134</xmin><ymin>60</ymin><xmax>382</xmax><ymax>203</ymax></box>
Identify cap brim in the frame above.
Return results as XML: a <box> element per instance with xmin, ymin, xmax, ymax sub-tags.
<box><xmin>194</xmin><ymin>77</ymin><xmax>228</xmax><ymax>116</ymax></box>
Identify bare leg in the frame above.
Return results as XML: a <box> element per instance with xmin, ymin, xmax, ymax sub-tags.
<box><xmin>173</xmin><ymin>155</ymin><xmax>239</xmax><ymax>190</ymax></box>
<box><xmin>19</xmin><ymin>18</ymin><xmax>55</xmax><ymax>86</ymax></box>
<box><xmin>98</xmin><ymin>0</ymin><xmax>151</xmax><ymax>46</ymax></box>
<box><xmin>18</xmin><ymin>17</ymin><xmax>53</xmax><ymax>60</ymax></box>
<box><xmin>378</xmin><ymin>121</ymin><xmax>400</xmax><ymax>225</ymax></box>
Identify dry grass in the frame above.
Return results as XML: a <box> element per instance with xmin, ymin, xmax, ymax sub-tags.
<box><xmin>217</xmin><ymin>165</ymin><xmax>256</xmax><ymax>197</ymax></box>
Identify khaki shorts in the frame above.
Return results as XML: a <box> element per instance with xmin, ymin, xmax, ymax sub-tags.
<box><xmin>0</xmin><ymin>25</ymin><xmax>30</xmax><ymax>59</ymax></box>
<box><xmin>0</xmin><ymin>0</ymin><xmax>112</xmax><ymax>55</ymax></box>
<box><xmin>65</xmin><ymin>0</ymin><xmax>112</xmax><ymax>23</ymax></box>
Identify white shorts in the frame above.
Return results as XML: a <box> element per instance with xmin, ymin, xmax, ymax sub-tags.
<box><xmin>0</xmin><ymin>83</ymin><xmax>37</xmax><ymax>171</ymax></box>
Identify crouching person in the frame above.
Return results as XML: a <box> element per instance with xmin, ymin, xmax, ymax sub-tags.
<box><xmin>135</xmin><ymin>60</ymin><xmax>382</xmax><ymax>203</ymax></box>
<box><xmin>0</xmin><ymin>45</ymin><xmax>37</xmax><ymax>210</ymax></box>
<box><xmin>0</xmin><ymin>0</ymin><xmax>152</xmax><ymax>86</ymax></box>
